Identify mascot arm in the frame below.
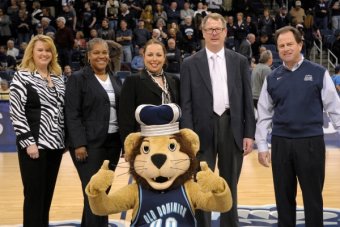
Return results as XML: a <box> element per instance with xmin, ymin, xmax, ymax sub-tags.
<box><xmin>185</xmin><ymin>162</ymin><xmax>232</xmax><ymax>212</ymax></box>
<box><xmin>85</xmin><ymin>160</ymin><xmax>139</xmax><ymax>215</ymax></box>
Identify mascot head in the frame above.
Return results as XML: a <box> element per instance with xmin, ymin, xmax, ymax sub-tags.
<box><xmin>124</xmin><ymin>104</ymin><xmax>199</xmax><ymax>191</ymax></box>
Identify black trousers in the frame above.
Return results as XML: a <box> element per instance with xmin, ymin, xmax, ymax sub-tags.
<box><xmin>196</xmin><ymin>111</ymin><xmax>244</xmax><ymax>227</ymax></box>
<box><xmin>70</xmin><ymin>132</ymin><xmax>122</xmax><ymax>227</ymax></box>
<box><xmin>18</xmin><ymin>148</ymin><xmax>63</xmax><ymax>227</ymax></box>
<box><xmin>271</xmin><ymin>136</ymin><xmax>325</xmax><ymax>227</ymax></box>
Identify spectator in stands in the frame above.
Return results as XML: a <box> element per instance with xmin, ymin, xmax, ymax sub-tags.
<box><xmin>180</xmin><ymin>2</ymin><xmax>194</xmax><ymax>25</ymax></box>
<box><xmin>0</xmin><ymin>9</ymin><xmax>12</xmax><ymax>46</ymax></box>
<box><xmin>6</xmin><ymin>39</ymin><xmax>19</xmax><ymax>60</ymax></box>
<box><xmin>303</xmin><ymin>11</ymin><xmax>322</xmax><ymax>59</ymax></box>
<box><xmin>81</xmin><ymin>2</ymin><xmax>97</xmax><ymax>39</ymax></box>
<box><xmin>118</xmin><ymin>3</ymin><xmax>136</xmax><ymax>30</ymax></box>
<box><xmin>258</xmin><ymin>8</ymin><xmax>275</xmax><ymax>40</ymax></box>
<box><xmin>226</xmin><ymin>15</ymin><xmax>236</xmax><ymax>50</ymax></box>
<box><xmin>0</xmin><ymin>79</ymin><xmax>10</xmax><ymax>100</ymax></box>
<box><xmin>207</xmin><ymin>0</ymin><xmax>223</xmax><ymax>14</ymax></box>
<box><xmin>332</xmin><ymin>29</ymin><xmax>340</xmax><ymax>59</ymax></box>
<box><xmin>131</xmin><ymin>46</ymin><xmax>144</xmax><ymax>73</ymax></box>
<box><xmin>314</xmin><ymin>0</ymin><xmax>329</xmax><ymax>30</ymax></box>
<box><xmin>139</xmin><ymin>5</ymin><xmax>153</xmax><ymax>32</ymax></box>
<box><xmin>34</xmin><ymin>23</ymin><xmax>44</xmax><ymax>36</ymax></box>
<box><xmin>119</xmin><ymin>39</ymin><xmax>180</xmax><ymax>143</ymax></box>
<box><xmin>181</xmin><ymin>16</ymin><xmax>198</xmax><ymax>56</ymax></box>
<box><xmin>55</xmin><ymin>16</ymin><xmax>74</xmax><ymax>69</ymax></box>
<box><xmin>74</xmin><ymin>31</ymin><xmax>87</xmax><ymax>50</ymax></box>
<box><xmin>98</xmin><ymin>18</ymin><xmax>115</xmax><ymax>41</ymax></box>
<box><xmin>251</xmin><ymin>49</ymin><xmax>273</xmax><ymax>109</ymax></box>
<box><xmin>60</xmin><ymin>3</ymin><xmax>77</xmax><ymax>32</ymax></box>
<box><xmin>234</xmin><ymin>12</ymin><xmax>248</xmax><ymax>52</ymax></box>
<box><xmin>275</xmin><ymin>6</ymin><xmax>290</xmax><ymax>30</ymax></box>
<box><xmin>194</xmin><ymin>1</ymin><xmax>209</xmax><ymax>18</ymax></box>
<box><xmin>17</xmin><ymin>42</ymin><xmax>28</xmax><ymax>62</ymax></box>
<box><xmin>156</xmin><ymin>18</ymin><xmax>169</xmax><ymax>40</ymax></box>
<box><xmin>0</xmin><ymin>45</ymin><xmax>16</xmax><ymax>81</ymax></box>
<box><xmin>65</xmin><ymin>38</ymin><xmax>122</xmax><ymax>227</ymax></box>
<box><xmin>153</xmin><ymin>3</ymin><xmax>168</xmax><ymax>26</ymax></box>
<box><xmin>116</xmin><ymin>19</ymin><xmax>133</xmax><ymax>63</ymax></box>
<box><xmin>62</xmin><ymin>64</ymin><xmax>72</xmax><ymax>84</ymax></box>
<box><xmin>107</xmin><ymin>40</ymin><xmax>122</xmax><ymax>72</ymax></box>
<box><xmin>41</xmin><ymin>7</ymin><xmax>55</xmax><ymax>27</ymax></box>
<box><xmin>166</xmin><ymin>1</ymin><xmax>181</xmax><ymax>25</ymax></box>
<box><xmin>167</xmin><ymin>27</ymin><xmax>183</xmax><ymax>49</ymax></box>
<box><xmin>16</xmin><ymin>9</ymin><xmax>31</xmax><ymax>45</ymax></box>
<box><xmin>125</xmin><ymin>0</ymin><xmax>143</xmax><ymax>20</ymax></box>
<box><xmin>89</xmin><ymin>28</ymin><xmax>99</xmax><ymax>40</ymax></box>
<box><xmin>105</xmin><ymin>0</ymin><xmax>119</xmax><ymax>30</ymax></box>
<box><xmin>330</xmin><ymin>0</ymin><xmax>340</xmax><ymax>31</ymax></box>
<box><xmin>238</xmin><ymin>33</ymin><xmax>256</xmax><ymax>65</ymax></box>
<box><xmin>133</xmin><ymin>19</ymin><xmax>151</xmax><ymax>53</ymax></box>
<box><xmin>31</xmin><ymin>1</ymin><xmax>43</xmax><ymax>28</ymax></box>
<box><xmin>41</xmin><ymin>17</ymin><xmax>56</xmax><ymax>35</ymax></box>
<box><xmin>245</xmin><ymin>15</ymin><xmax>258</xmax><ymax>36</ymax></box>
<box><xmin>289</xmin><ymin>0</ymin><xmax>306</xmax><ymax>26</ymax></box>
<box><xmin>165</xmin><ymin>37</ymin><xmax>181</xmax><ymax>74</ymax></box>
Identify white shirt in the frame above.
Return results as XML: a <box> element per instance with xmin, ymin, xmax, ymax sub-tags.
<box><xmin>96</xmin><ymin>75</ymin><xmax>119</xmax><ymax>133</ymax></box>
<box><xmin>206</xmin><ymin>48</ymin><xmax>230</xmax><ymax>109</ymax></box>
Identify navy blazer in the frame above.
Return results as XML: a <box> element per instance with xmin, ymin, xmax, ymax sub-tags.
<box><xmin>65</xmin><ymin>66</ymin><xmax>121</xmax><ymax>149</ymax></box>
<box><xmin>180</xmin><ymin>48</ymin><xmax>255</xmax><ymax>152</ymax></box>
<box><xmin>119</xmin><ymin>69</ymin><xmax>180</xmax><ymax>143</ymax></box>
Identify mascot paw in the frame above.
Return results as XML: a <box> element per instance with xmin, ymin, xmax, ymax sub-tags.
<box><xmin>87</xmin><ymin>160</ymin><xmax>114</xmax><ymax>194</ymax></box>
<box><xmin>196</xmin><ymin>162</ymin><xmax>225</xmax><ymax>193</ymax></box>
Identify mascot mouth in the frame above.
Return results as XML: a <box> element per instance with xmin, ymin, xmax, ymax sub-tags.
<box><xmin>153</xmin><ymin>176</ymin><xmax>170</xmax><ymax>183</ymax></box>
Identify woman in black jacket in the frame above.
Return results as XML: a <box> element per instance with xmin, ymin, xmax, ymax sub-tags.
<box><xmin>65</xmin><ymin>38</ymin><xmax>122</xmax><ymax>227</ymax></box>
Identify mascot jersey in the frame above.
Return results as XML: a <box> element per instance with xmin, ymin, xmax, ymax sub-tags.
<box><xmin>131</xmin><ymin>185</ymin><xmax>196</xmax><ymax>227</ymax></box>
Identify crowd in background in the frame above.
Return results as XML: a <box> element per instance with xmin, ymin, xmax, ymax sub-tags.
<box><xmin>0</xmin><ymin>0</ymin><xmax>340</xmax><ymax>96</ymax></box>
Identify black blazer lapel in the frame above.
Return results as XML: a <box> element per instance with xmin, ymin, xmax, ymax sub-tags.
<box><xmin>140</xmin><ymin>70</ymin><xmax>162</xmax><ymax>97</ymax></box>
<box><xmin>165</xmin><ymin>73</ymin><xmax>178</xmax><ymax>103</ymax></box>
<box><xmin>196</xmin><ymin>50</ymin><xmax>213</xmax><ymax>95</ymax></box>
<box><xmin>83</xmin><ymin>67</ymin><xmax>110</xmax><ymax>102</ymax></box>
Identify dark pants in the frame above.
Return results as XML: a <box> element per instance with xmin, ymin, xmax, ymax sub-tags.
<box><xmin>18</xmin><ymin>148</ymin><xmax>63</xmax><ymax>227</ymax></box>
<box><xmin>70</xmin><ymin>132</ymin><xmax>122</xmax><ymax>227</ymax></box>
<box><xmin>196</xmin><ymin>111</ymin><xmax>244</xmax><ymax>227</ymax></box>
<box><xmin>271</xmin><ymin>136</ymin><xmax>325</xmax><ymax>227</ymax></box>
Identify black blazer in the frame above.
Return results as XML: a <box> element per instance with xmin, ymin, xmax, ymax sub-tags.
<box><xmin>119</xmin><ymin>69</ymin><xmax>180</xmax><ymax>143</ymax></box>
<box><xmin>180</xmin><ymin>48</ymin><xmax>255</xmax><ymax>151</ymax></box>
<box><xmin>65</xmin><ymin>66</ymin><xmax>121</xmax><ymax>149</ymax></box>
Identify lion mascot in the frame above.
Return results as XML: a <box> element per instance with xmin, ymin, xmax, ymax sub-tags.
<box><xmin>85</xmin><ymin>103</ymin><xmax>232</xmax><ymax>226</ymax></box>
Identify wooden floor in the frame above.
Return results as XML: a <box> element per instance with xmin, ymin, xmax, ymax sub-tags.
<box><xmin>0</xmin><ymin>149</ymin><xmax>340</xmax><ymax>225</ymax></box>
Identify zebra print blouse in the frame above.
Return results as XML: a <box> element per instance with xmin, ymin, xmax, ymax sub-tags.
<box><xmin>9</xmin><ymin>70</ymin><xmax>65</xmax><ymax>150</ymax></box>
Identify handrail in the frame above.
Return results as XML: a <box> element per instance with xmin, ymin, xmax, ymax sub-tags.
<box><xmin>312</xmin><ymin>40</ymin><xmax>323</xmax><ymax>65</ymax></box>
<box><xmin>327</xmin><ymin>49</ymin><xmax>338</xmax><ymax>72</ymax></box>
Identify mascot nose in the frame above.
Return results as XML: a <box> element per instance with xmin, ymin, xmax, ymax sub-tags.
<box><xmin>151</xmin><ymin>154</ymin><xmax>167</xmax><ymax>169</ymax></box>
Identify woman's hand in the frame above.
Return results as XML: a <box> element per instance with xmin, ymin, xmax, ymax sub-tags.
<box><xmin>75</xmin><ymin>146</ymin><xmax>88</xmax><ymax>162</ymax></box>
<box><xmin>26</xmin><ymin>144</ymin><xmax>39</xmax><ymax>159</ymax></box>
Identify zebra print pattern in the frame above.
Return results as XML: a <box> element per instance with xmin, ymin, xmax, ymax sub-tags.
<box><xmin>9</xmin><ymin>70</ymin><xmax>65</xmax><ymax>150</ymax></box>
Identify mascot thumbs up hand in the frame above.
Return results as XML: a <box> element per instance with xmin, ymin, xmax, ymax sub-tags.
<box><xmin>87</xmin><ymin>160</ymin><xmax>114</xmax><ymax>195</ymax></box>
<box><xmin>197</xmin><ymin>161</ymin><xmax>226</xmax><ymax>193</ymax></box>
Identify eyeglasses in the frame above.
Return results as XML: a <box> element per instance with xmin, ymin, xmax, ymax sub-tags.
<box><xmin>204</xmin><ymin>27</ymin><xmax>225</xmax><ymax>34</ymax></box>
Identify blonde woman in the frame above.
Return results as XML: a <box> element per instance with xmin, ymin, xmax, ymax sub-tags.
<box><xmin>9</xmin><ymin>35</ymin><xmax>65</xmax><ymax>227</ymax></box>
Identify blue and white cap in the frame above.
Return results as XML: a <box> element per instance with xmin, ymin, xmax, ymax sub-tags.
<box><xmin>135</xmin><ymin>104</ymin><xmax>181</xmax><ymax>136</ymax></box>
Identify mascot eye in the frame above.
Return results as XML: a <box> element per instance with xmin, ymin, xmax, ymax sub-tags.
<box><xmin>168</xmin><ymin>143</ymin><xmax>176</xmax><ymax>152</ymax></box>
<box><xmin>142</xmin><ymin>145</ymin><xmax>150</xmax><ymax>154</ymax></box>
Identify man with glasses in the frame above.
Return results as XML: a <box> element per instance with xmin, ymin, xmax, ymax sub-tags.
<box><xmin>180</xmin><ymin>13</ymin><xmax>255</xmax><ymax>227</ymax></box>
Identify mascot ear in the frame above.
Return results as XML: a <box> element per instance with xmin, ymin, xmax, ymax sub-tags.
<box><xmin>178</xmin><ymin>129</ymin><xmax>200</xmax><ymax>156</ymax></box>
<box><xmin>124</xmin><ymin>132</ymin><xmax>142</xmax><ymax>162</ymax></box>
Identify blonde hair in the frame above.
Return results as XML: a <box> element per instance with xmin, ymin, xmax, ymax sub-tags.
<box><xmin>201</xmin><ymin>13</ymin><xmax>226</xmax><ymax>29</ymax></box>
<box><xmin>18</xmin><ymin>35</ymin><xmax>62</xmax><ymax>76</ymax></box>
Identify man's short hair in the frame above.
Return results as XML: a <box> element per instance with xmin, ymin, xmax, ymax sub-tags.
<box><xmin>335</xmin><ymin>65</ymin><xmax>340</xmax><ymax>74</ymax></box>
